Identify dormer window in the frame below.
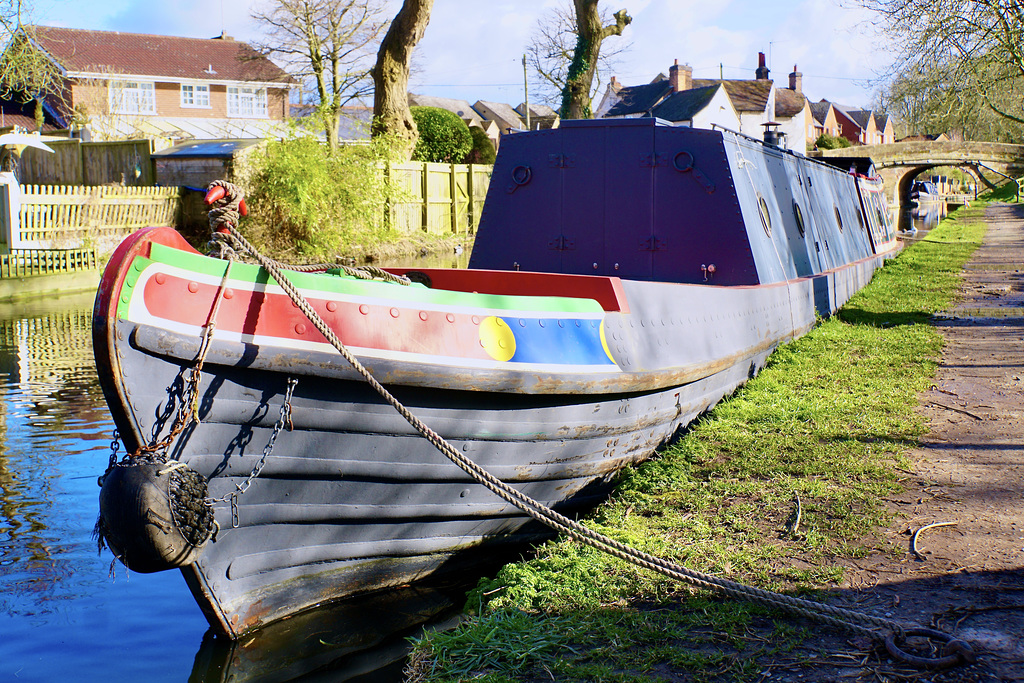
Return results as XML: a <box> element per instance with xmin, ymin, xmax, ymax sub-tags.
<box><xmin>109</xmin><ymin>81</ymin><xmax>156</xmax><ymax>115</ymax></box>
<box><xmin>181</xmin><ymin>83</ymin><xmax>211</xmax><ymax>108</ymax></box>
<box><xmin>227</xmin><ymin>86</ymin><xmax>268</xmax><ymax>118</ymax></box>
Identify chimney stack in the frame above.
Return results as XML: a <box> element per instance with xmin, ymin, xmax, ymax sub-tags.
<box><xmin>789</xmin><ymin>64</ymin><xmax>802</xmax><ymax>92</ymax></box>
<box><xmin>755</xmin><ymin>51</ymin><xmax>770</xmax><ymax>80</ymax></box>
<box><xmin>668</xmin><ymin>59</ymin><xmax>692</xmax><ymax>92</ymax></box>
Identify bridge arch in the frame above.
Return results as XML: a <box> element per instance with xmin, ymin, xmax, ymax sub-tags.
<box><xmin>819</xmin><ymin>140</ymin><xmax>1024</xmax><ymax>206</ymax></box>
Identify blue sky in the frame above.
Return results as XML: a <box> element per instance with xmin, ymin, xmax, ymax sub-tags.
<box><xmin>31</xmin><ymin>0</ymin><xmax>891</xmax><ymax>109</ymax></box>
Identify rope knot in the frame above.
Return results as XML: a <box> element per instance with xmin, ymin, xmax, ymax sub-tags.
<box><xmin>205</xmin><ymin>180</ymin><xmax>246</xmax><ymax>234</ymax></box>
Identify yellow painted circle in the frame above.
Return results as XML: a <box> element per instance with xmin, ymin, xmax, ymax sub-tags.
<box><xmin>479</xmin><ymin>316</ymin><xmax>516</xmax><ymax>362</ymax></box>
<box><xmin>599</xmin><ymin>319</ymin><xmax>616</xmax><ymax>364</ymax></box>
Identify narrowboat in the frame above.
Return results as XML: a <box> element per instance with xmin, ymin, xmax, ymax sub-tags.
<box><xmin>93</xmin><ymin>118</ymin><xmax>898</xmax><ymax>637</ymax></box>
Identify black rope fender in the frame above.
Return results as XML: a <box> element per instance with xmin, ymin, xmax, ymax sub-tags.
<box><xmin>203</xmin><ymin>182</ymin><xmax>975</xmax><ymax>670</ymax></box>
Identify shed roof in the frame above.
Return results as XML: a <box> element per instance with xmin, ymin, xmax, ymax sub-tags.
<box><xmin>151</xmin><ymin>138</ymin><xmax>263</xmax><ymax>158</ymax></box>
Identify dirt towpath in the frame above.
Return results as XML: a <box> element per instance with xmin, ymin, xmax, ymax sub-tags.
<box><xmin>777</xmin><ymin>203</ymin><xmax>1024</xmax><ymax>682</ymax></box>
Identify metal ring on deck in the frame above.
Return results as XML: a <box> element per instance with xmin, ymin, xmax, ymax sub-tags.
<box><xmin>673</xmin><ymin>151</ymin><xmax>694</xmax><ymax>173</ymax></box>
<box><xmin>511</xmin><ymin>165</ymin><xmax>532</xmax><ymax>186</ymax></box>
<box><xmin>884</xmin><ymin>627</ymin><xmax>976</xmax><ymax>669</ymax></box>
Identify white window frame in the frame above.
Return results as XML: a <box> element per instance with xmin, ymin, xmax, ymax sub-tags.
<box><xmin>180</xmin><ymin>83</ymin><xmax>211</xmax><ymax>108</ymax></box>
<box><xmin>109</xmin><ymin>81</ymin><xmax>156</xmax><ymax>115</ymax></box>
<box><xmin>227</xmin><ymin>86</ymin><xmax>268</xmax><ymax>118</ymax></box>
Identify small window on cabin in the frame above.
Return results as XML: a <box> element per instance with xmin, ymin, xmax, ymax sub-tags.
<box><xmin>758</xmin><ymin>196</ymin><xmax>772</xmax><ymax>237</ymax></box>
<box><xmin>857</xmin><ymin>207</ymin><xmax>865</xmax><ymax>230</ymax></box>
<box><xmin>181</xmin><ymin>83</ymin><xmax>211</xmax><ymax>108</ymax></box>
<box><xmin>793</xmin><ymin>202</ymin><xmax>806</xmax><ymax>238</ymax></box>
<box><xmin>834</xmin><ymin>206</ymin><xmax>844</xmax><ymax>231</ymax></box>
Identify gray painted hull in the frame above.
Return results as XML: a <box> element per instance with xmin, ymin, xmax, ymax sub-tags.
<box><xmin>94</xmin><ymin>120</ymin><xmax>898</xmax><ymax>637</ymax></box>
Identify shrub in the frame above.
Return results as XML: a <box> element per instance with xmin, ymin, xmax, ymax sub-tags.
<box><xmin>463</xmin><ymin>126</ymin><xmax>496</xmax><ymax>164</ymax></box>
<box><xmin>814</xmin><ymin>133</ymin><xmax>852</xmax><ymax>150</ymax></box>
<box><xmin>241</xmin><ymin>133</ymin><xmax>402</xmax><ymax>260</ymax></box>
<box><xmin>410</xmin><ymin>106</ymin><xmax>473</xmax><ymax>163</ymax></box>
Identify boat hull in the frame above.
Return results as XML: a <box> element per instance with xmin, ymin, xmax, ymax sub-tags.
<box><xmin>93</xmin><ymin>121</ymin><xmax>899</xmax><ymax>637</ymax></box>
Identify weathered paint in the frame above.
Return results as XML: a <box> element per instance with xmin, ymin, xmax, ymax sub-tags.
<box><xmin>93</xmin><ymin>119</ymin><xmax>899</xmax><ymax>638</ymax></box>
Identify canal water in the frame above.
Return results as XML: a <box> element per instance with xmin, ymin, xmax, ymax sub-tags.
<box><xmin>0</xmin><ymin>294</ymin><xmax>464</xmax><ymax>682</ymax></box>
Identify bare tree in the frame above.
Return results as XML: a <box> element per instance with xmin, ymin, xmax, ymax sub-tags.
<box><xmin>0</xmin><ymin>0</ymin><xmax>66</xmax><ymax>129</ymax></box>
<box><xmin>857</xmin><ymin>0</ymin><xmax>1024</xmax><ymax>129</ymax></box>
<box><xmin>559</xmin><ymin>0</ymin><xmax>631</xmax><ymax>119</ymax></box>
<box><xmin>251</xmin><ymin>0</ymin><xmax>388</xmax><ymax>151</ymax></box>
<box><xmin>526</xmin><ymin>0</ymin><xmax>630</xmax><ymax>110</ymax></box>
<box><xmin>370</xmin><ymin>0</ymin><xmax>432</xmax><ymax>158</ymax></box>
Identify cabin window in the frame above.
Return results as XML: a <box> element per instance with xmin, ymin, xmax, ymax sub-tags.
<box><xmin>758</xmin><ymin>196</ymin><xmax>772</xmax><ymax>237</ymax></box>
<box><xmin>109</xmin><ymin>81</ymin><xmax>155</xmax><ymax>115</ymax></box>
<box><xmin>834</xmin><ymin>206</ymin><xmax>844</xmax><ymax>231</ymax></box>
<box><xmin>227</xmin><ymin>86</ymin><xmax>268</xmax><ymax>118</ymax></box>
<box><xmin>793</xmin><ymin>202</ymin><xmax>806</xmax><ymax>237</ymax></box>
<box><xmin>857</xmin><ymin>207</ymin><xmax>866</xmax><ymax>230</ymax></box>
<box><xmin>181</xmin><ymin>83</ymin><xmax>211</xmax><ymax>108</ymax></box>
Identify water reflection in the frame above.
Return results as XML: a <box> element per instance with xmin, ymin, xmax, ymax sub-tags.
<box><xmin>899</xmin><ymin>199</ymin><xmax>949</xmax><ymax>237</ymax></box>
<box><xmin>0</xmin><ymin>292</ymin><xmax>471</xmax><ymax>682</ymax></box>
<box><xmin>190</xmin><ymin>585</ymin><xmax>462</xmax><ymax>683</ymax></box>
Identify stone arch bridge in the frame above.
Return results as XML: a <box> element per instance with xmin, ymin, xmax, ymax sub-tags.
<box><xmin>819</xmin><ymin>141</ymin><xmax>1024</xmax><ymax>206</ymax></box>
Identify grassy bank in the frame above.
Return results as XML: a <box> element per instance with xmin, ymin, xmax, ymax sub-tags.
<box><xmin>407</xmin><ymin>195</ymin><xmax>1003</xmax><ymax>682</ymax></box>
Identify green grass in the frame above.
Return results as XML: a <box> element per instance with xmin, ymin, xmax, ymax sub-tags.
<box><xmin>407</xmin><ymin>190</ymin><xmax>1001</xmax><ymax>682</ymax></box>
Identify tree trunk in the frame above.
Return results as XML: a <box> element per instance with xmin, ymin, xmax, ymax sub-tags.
<box><xmin>371</xmin><ymin>0</ymin><xmax>433</xmax><ymax>158</ymax></box>
<box><xmin>560</xmin><ymin>1</ymin><xmax>630</xmax><ymax>119</ymax></box>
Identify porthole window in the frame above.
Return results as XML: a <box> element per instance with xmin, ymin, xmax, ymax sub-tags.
<box><xmin>793</xmin><ymin>202</ymin><xmax>806</xmax><ymax>238</ymax></box>
<box><xmin>758</xmin><ymin>196</ymin><xmax>772</xmax><ymax>237</ymax></box>
<box><xmin>834</xmin><ymin>206</ymin><xmax>844</xmax><ymax>231</ymax></box>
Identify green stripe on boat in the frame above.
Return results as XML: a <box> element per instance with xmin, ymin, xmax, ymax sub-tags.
<box><xmin>146</xmin><ymin>242</ymin><xmax>603</xmax><ymax>314</ymax></box>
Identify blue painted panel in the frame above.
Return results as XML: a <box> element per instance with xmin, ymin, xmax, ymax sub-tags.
<box><xmin>469</xmin><ymin>129</ymin><xmax>564</xmax><ymax>273</ymax></box>
<box><xmin>651</xmin><ymin>126</ymin><xmax>757</xmax><ymax>284</ymax></box>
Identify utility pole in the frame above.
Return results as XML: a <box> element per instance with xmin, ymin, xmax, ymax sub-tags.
<box><xmin>522</xmin><ymin>54</ymin><xmax>530</xmax><ymax>130</ymax></box>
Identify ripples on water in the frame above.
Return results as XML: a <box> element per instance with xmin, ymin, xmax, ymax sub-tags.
<box><xmin>0</xmin><ymin>293</ymin><xmax>461</xmax><ymax>682</ymax></box>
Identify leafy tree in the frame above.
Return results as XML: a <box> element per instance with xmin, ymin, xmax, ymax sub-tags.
<box><xmin>410</xmin><ymin>106</ymin><xmax>472</xmax><ymax>163</ymax></box>
<box><xmin>251</xmin><ymin>0</ymin><xmax>388</xmax><ymax>152</ymax></box>
<box><xmin>0</xmin><ymin>1</ymin><xmax>65</xmax><ymax>129</ymax></box>
<box><xmin>858</xmin><ymin>0</ymin><xmax>1024</xmax><ymax>134</ymax></box>
<box><xmin>525</xmin><ymin>0</ymin><xmax>630</xmax><ymax>110</ymax></box>
<box><xmin>559</xmin><ymin>0</ymin><xmax>631</xmax><ymax>119</ymax></box>
<box><xmin>372</xmin><ymin>0</ymin><xmax>433</xmax><ymax>158</ymax></box>
<box><xmin>814</xmin><ymin>133</ymin><xmax>852</xmax><ymax>150</ymax></box>
<box><xmin>464</xmin><ymin>126</ymin><xmax>496</xmax><ymax>164</ymax></box>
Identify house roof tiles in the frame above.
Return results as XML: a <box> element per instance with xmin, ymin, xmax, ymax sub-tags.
<box><xmin>649</xmin><ymin>84</ymin><xmax>721</xmax><ymax>122</ymax></box>
<box><xmin>605</xmin><ymin>80</ymin><xmax>672</xmax><ymax>116</ymax></box>
<box><xmin>693</xmin><ymin>78</ymin><xmax>772</xmax><ymax>113</ymax></box>
<box><xmin>29</xmin><ymin>25</ymin><xmax>291</xmax><ymax>85</ymax></box>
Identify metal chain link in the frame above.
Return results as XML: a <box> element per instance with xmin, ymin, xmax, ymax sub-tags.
<box><xmin>204</xmin><ymin>213</ymin><xmax>974</xmax><ymax>669</ymax></box>
<box><xmin>207</xmin><ymin>376</ymin><xmax>297</xmax><ymax>528</ymax></box>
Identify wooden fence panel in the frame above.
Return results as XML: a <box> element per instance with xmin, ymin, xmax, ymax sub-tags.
<box><xmin>470</xmin><ymin>165</ymin><xmax>491</xmax><ymax>232</ymax></box>
<box><xmin>388</xmin><ymin>162</ymin><xmax>425</xmax><ymax>233</ymax></box>
<box><xmin>0</xmin><ymin>248</ymin><xmax>97</xmax><ymax>277</ymax></box>
<box><xmin>17</xmin><ymin>185</ymin><xmax>180</xmax><ymax>249</ymax></box>
<box><xmin>18</xmin><ymin>140</ymin><xmax>85</xmax><ymax>185</ymax></box>
<box><xmin>425</xmin><ymin>162</ymin><xmax>454</xmax><ymax>234</ymax></box>
<box><xmin>83</xmin><ymin>140</ymin><xmax>154</xmax><ymax>186</ymax></box>
<box><xmin>16</xmin><ymin>139</ymin><xmax>154</xmax><ymax>186</ymax></box>
<box><xmin>452</xmin><ymin>164</ymin><xmax>470</xmax><ymax>233</ymax></box>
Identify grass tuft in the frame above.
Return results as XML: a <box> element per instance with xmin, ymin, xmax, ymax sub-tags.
<box><xmin>408</xmin><ymin>188</ymin><xmax>1002</xmax><ymax>681</ymax></box>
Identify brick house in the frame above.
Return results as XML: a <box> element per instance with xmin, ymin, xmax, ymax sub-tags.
<box><xmin>21</xmin><ymin>26</ymin><xmax>295</xmax><ymax>141</ymax></box>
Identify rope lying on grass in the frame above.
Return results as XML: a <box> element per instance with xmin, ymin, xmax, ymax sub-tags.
<box><xmin>203</xmin><ymin>182</ymin><xmax>976</xmax><ymax>670</ymax></box>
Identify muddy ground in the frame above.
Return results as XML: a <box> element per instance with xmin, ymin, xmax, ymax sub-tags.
<box><xmin>752</xmin><ymin>204</ymin><xmax>1024</xmax><ymax>682</ymax></box>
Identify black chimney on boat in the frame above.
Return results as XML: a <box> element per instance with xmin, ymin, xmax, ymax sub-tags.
<box><xmin>762</xmin><ymin>121</ymin><xmax>781</xmax><ymax>146</ymax></box>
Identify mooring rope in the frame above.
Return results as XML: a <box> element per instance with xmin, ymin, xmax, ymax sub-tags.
<box><xmin>201</xmin><ymin>183</ymin><xmax>974</xmax><ymax>669</ymax></box>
